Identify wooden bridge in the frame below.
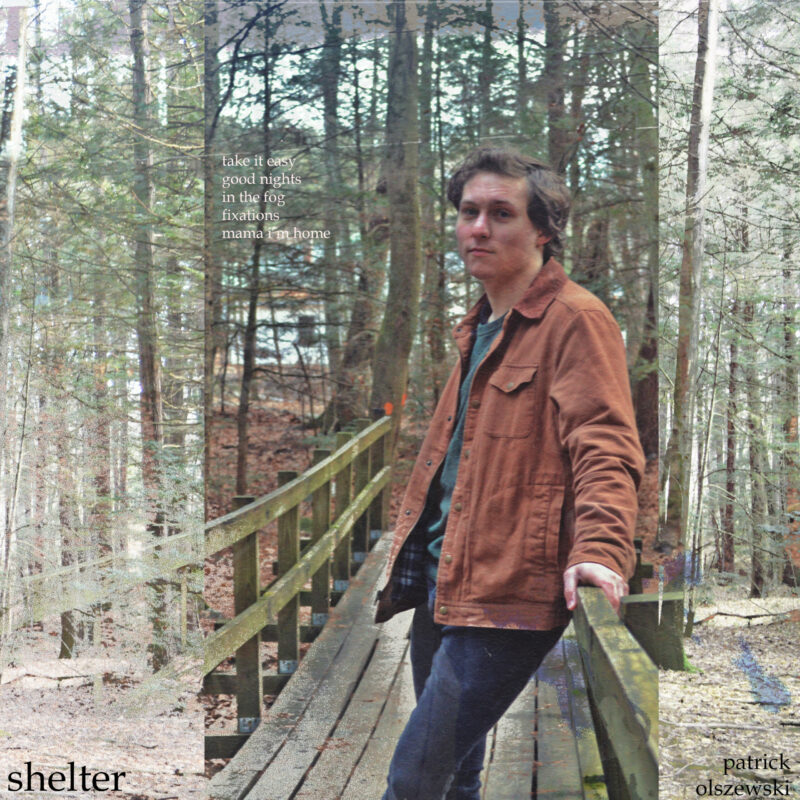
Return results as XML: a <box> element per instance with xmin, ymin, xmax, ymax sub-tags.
<box><xmin>204</xmin><ymin>416</ymin><xmax>662</xmax><ymax>800</ymax></box>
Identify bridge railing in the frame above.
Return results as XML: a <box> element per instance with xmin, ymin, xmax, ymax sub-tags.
<box><xmin>203</xmin><ymin>414</ymin><xmax>393</xmax><ymax>758</ymax></box>
<box><xmin>574</xmin><ymin>586</ymin><xmax>659</xmax><ymax>800</ymax></box>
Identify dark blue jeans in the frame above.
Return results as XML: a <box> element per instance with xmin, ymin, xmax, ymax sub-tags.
<box><xmin>382</xmin><ymin>581</ymin><xmax>564</xmax><ymax>800</ymax></box>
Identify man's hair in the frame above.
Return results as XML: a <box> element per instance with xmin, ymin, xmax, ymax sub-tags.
<box><xmin>446</xmin><ymin>147</ymin><xmax>571</xmax><ymax>262</ymax></box>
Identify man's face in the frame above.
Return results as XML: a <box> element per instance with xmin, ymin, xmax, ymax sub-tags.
<box><xmin>455</xmin><ymin>172</ymin><xmax>547</xmax><ymax>291</ymax></box>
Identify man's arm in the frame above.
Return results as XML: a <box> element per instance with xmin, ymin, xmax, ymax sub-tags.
<box><xmin>563</xmin><ymin>561</ymin><xmax>627</xmax><ymax>613</ymax></box>
<box><xmin>550</xmin><ymin>307</ymin><xmax>645</xmax><ymax>586</ymax></box>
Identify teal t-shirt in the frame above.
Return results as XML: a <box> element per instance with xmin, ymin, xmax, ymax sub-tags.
<box><xmin>424</xmin><ymin>312</ymin><xmax>506</xmax><ymax>581</ymax></box>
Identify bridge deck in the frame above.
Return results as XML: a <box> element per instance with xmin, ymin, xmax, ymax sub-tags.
<box><xmin>209</xmin><ymin>534</ymin><xmax>606</xmax><ymax>800</ymax></box>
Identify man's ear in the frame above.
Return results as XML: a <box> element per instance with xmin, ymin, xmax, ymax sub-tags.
<box><xmin>536</xmin><ymin>233</ymin><xmax>551</xmax><ymax>247</ymax></box>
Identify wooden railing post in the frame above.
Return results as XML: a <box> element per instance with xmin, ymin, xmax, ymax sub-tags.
<box><xmin>332</xmin><ymin>431</ymin><xmax>353</xmax><ymax>591</ymax></box>
<box><xmin>232</xmin><ymin>494</ymin><xmax>261</xmax><ymax>734</ymax></box>
<box><xmin>277</xmin><ymin>472</ymin><xmax>300</xmax><ymax>674</ymax></box>
<box><xmin>311</xmin><ymin>449</ymin><xmax>332</xmax><ymax>625</ymax></box>
<box><xmin>351</xmin><ymin>418</ymin><xmax>371</xmax><ymax>563</ymax></box>
<box><xmin>368</xmin><ymin>412</ymin><xmax>390</xmax><ymax>548</ymax></box>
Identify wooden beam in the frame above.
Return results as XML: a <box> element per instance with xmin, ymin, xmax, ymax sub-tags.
<box><xmin>205</xmin><ymin>734</ymin><xmax>250</xmax><ymax>760</ymax></box>
<box><xmin>203</xmin><ymin>672</ymin><xmax>290</xmax><ymax>697</ymax></box>
<box><xmin>621</xmin><ymin>591</ymin><xmax>684</xmax><ymax>670</ymax></box>
<box><xmin>573</xmin><ymin>588</ymin><xmax>658</xmax><ymax>800</ymax></box>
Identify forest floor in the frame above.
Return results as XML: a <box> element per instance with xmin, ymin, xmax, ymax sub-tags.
<box><xmin>660</xmin><ymin>593</ymin><xmax>800</xmax><ymax>799</ymax></box>
<box><xmin>0</xmin><ymin>612</ymin><xmax>204</xmax><ymax>799</ymax></box>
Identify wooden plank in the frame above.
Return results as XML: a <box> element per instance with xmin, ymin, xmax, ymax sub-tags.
<box><xmin>208</xmin><ymin>534</ymin><xmax>392</xmax><ymax>800</ymax></box>
<box><xmin>204</xmin><ymin>466</ymin><xmax>391</xmax><ymax>676</ymax></box>
<box><xmin>232</xmin><ymin>496</ymin><xmax>262</xmax><ymax>732</ymax></box>
<box><xmin>294</xmin><ymin>611</ymin><xmax>412</xmax><ymax>799</ymax></box>
<box><xmin>206</xmin><ymin>416</ymin><xmax>392</xmax><ymax>555</ymax></box>
<box><xmin>573</xmin><ymin>587</ymin><xmax>658</xmax><ymax>800</ymax></box>
<box><xmin>536</xmin><ymin>641</ymin><xmax>584</xmax><ymax>800</ymax></box>
<box><xmin>341</xmin><ymin>634</ymin><xmax>417</xmax><ymax>799</ymax></box>
<box><xmin>244</xmin><ymin>569</ymin><xmax>390</xmax><ymax>799</ymax></box>
<box><xmin>482</xmin><ymin>677</ymin><xmax>536</xmax><ymax>800</ymax></box>
<box><xmin>561</xmin><ymin>633</ymin><xmax>608</xmax><ymax>800</ymax></box>
<box><xmin>277</xmin><ymin>471</ymin><xmax>300</xmax><ymax>675</ymax></box>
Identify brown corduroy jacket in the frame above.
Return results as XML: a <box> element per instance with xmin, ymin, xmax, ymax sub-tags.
<box><xmin>375</xmin><ymin>258</ymin><xmax>645</xmax><ymax>631</ymax></box>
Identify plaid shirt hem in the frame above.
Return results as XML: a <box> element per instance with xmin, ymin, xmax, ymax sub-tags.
<box><xmin>390</xmin><ymin>531</ymin><xmax>428</xmax><ymax>603</ymax></box>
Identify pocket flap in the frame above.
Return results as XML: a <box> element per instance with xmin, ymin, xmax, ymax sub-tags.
<box><xmin>488</xmin><ymin>364</ymin><xmax>538</xmax><ymax>394</ymax></box>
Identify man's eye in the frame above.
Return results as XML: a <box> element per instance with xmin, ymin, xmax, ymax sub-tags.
<box><xmin>460</xmin><ymin>207</ymin><xmax>477</xmax><ymax>217</ymax></box>
<box><xmin>495</xmin><ymin>209</ymin><xmax>511</xmax><ymax>218</ymax></box>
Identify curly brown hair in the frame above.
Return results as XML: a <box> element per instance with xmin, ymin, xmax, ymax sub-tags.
<box><xmin>447</xmin><ymin>147</ymin><xmax>571</xmax><ymax>262</ymax></box>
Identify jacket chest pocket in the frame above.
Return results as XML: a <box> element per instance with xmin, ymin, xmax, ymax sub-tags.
<box><xmin>484</xmin><ymin>363</ymin><xmax>538</xmax><ymax>438</ymax></box>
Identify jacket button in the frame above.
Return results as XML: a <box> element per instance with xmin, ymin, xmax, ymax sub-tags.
<box><xmin>405</xmin><ymin>509</ymin><xmax>412</xmax><ymax>516</ymax></box>
<box><xmin>506</xmin><ymin>381</ymin><xmax>515</xmax><ymax>390</ymax></box>
<box><xmin>453</xmin><ymin>502</ymin><xmax>462</xmax><ymax>512</ymax></box>
<box><xmin>439</xmin><ymin>606</ymin><xmax>448</xmax><ymax>616</ymax></box>
<box><xmin>444</xmin><ymin>554</ymin><xmax>453</xmax><ymax>564</ymax></box>
<box><xmin>463</xmin><ymin>449</ymin><xmax>469</xmax><ymax>459</ymax></box>
<box><xmin>471</xmin><ymin>399</ymin><xmax>480</xmax><ymax>409</ymax></box>
<box><xmin>447</xmin><ymin>415</ymin><xmax>452</xmax><ymax>422</ymax></box>
<box><xmin>426</xmin><ymin>459</ymin><xmax>432</xmax><ymax>466</ymax></box>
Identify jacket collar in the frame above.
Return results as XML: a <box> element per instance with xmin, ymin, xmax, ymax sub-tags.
<box><xmin>452</xmin><ymin>258</ymin><xmax>568</xmax><ymax>342</ymax></box>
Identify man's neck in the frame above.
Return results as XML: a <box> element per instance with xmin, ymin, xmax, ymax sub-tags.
<box><xmin>483</xmin><ymin>263</ymin><xmax>543</xmax><ymax>322</ymax></box>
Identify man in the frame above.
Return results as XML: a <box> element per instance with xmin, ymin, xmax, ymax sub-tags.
<box><xmin>375</xmin><ymin>147</ymin><xmax>644</xmax><ymax>800</ymax></box>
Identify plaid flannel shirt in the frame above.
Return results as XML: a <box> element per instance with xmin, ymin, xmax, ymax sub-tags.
<box><xmin>390</xmin><ymin>524</ymin><xmax>429</xmax><ymax>603</ymax></box>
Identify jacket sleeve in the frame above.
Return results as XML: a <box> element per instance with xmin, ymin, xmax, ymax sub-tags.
<box><xmin>549</xmin><ymin>307</ymin><xmax>645</xmax><ymax>579</ymax></box>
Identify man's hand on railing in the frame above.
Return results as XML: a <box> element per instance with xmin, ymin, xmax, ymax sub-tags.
<box><xmin>563</xmin><ymin>562</ymin><xmax>628</xmax><ymax>614</ymax></box>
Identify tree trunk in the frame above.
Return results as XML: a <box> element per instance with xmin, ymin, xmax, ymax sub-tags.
<box><xmin>418</xmin><ymin>1</ymin><xmax>447</xmax><ymax>411</ymax></box>
<box><xmin>634</xmin><ymin>282</ymin><xmax>659</xmax><ymax>460</ymax></box>
<box><xmin>782</xmin><ymin>261</ymin><xmax>799</xmax><ymax>586</ymax></box>
<box><xmin>322</xmin><ymin>12</ymin><xmax>387</xmax><ymax>430</ymax></box>
<box><xmin>235</xmin><ymin>18</ymin><xmax>273</xmax><ymax>495</ymax></box>
<box><xmin>742</xmin><ymin>301</ymin><xmax>768</xmax><ymax>597</ymax></box>
<box><xmin>477</xmin><ymin>0</ymin><xmax>494</xmax><ymax>141</ymax></box>
<box><xmin>318</xmin><ymin>2</ymin><xmax>345</xmax><ymax>386</ymax></box>
<box><xmin>0</xmin><ymin>6</ymin><xmax>28</xmax><ymax>549</ymax></box>
<box><xmin>630</xmin><ymin>30</ymin><xmax>659</xmax><ymax>460</ymax></box>
<box><xmin>129</xmin><ymin>0</ymin><xmax>167</xmax><ymax>670</ymax></box>
<box><xmin>722</xmin><ymin>297</ymin><xmax>738</xmax><ymax>573</ymax></box>
<box><xmin>659</xmin><ymin>0</ymin><xmax>719</xmax><ymax>554</ymax></box>
<box><xmin>369</xmin><ymin>0</ymin><xmax>422</xmax><ymax>452</ymax></box>
<box><xmin>544</xmin><ymin>4</ymin><xmax>567</xmax><ymax>171</ymax></box>
<box><xmin>204</xmin><ymin>0</ymin><xmax>222</xmax><ymax>499</ymax></box>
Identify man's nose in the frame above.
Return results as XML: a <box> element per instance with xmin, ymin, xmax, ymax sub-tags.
<box><xmin>472</xmin><ymin>211</ymin><xmax>490</xmax><ymax>237</ymax></box>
